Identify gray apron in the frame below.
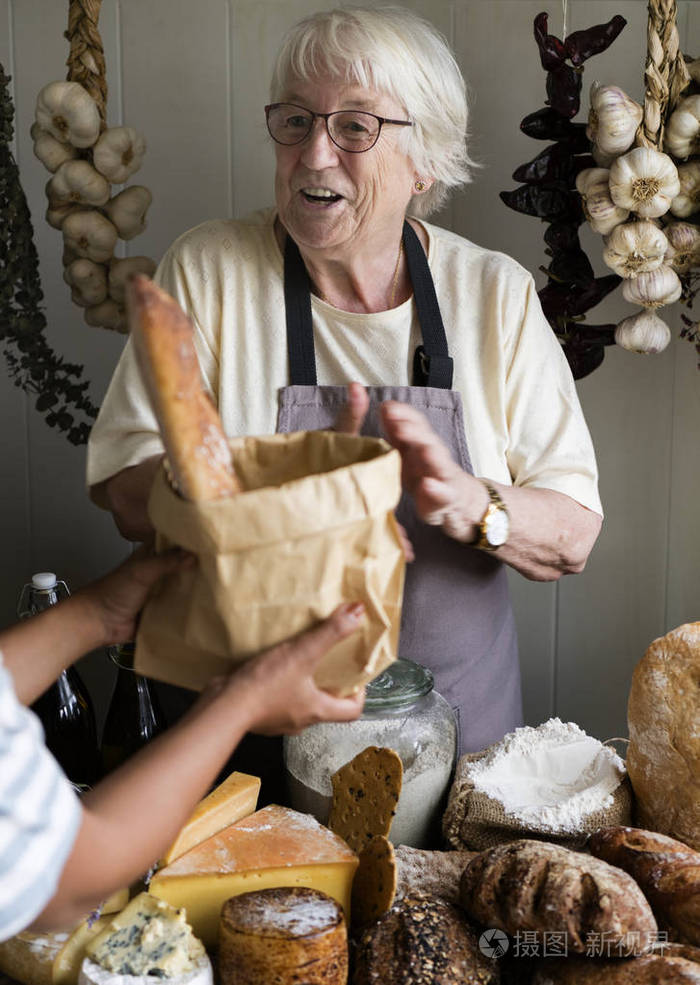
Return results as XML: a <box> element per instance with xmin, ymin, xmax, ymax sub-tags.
<box><xmin>278</xmin><ymin>222</ymin><xmax>523</xmax><ymax>755</ymax></box>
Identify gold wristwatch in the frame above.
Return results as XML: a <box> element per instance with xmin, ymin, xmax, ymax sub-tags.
<box><xmin>474</xmin><ymin>481</ymin><xmax>510</xmax><ymax>551</ymax></box>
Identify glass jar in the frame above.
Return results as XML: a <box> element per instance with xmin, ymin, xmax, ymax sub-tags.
<box><xmin>283</xmin><ymin>659</ymin><xmax>457</xmax><ymax>848</ymax></box>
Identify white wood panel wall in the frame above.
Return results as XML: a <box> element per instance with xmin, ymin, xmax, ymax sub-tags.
<box><xmin>1</xmin><ymin>0</ymin><xmax>699</xmax><ymax>741</ymax></box>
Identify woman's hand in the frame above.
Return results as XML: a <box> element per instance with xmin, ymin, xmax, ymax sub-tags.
<box><xmin>379</xmin><ymin>400</ymin><xmax>602</xmax><ymax>581</ymax></box>
<box><xmin>199</xmin><ymin>603</ymin><xmax>367</xmax><ymax>736</ymax></box>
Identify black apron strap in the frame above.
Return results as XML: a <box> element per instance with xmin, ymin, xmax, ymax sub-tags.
<box><xmin>284</xmin><ymin>234</ymin><xmax>317</xmax><ymax>386</ymax></box>
<box><xmin>402</xmin><ymin>222</ymin><xmax>454</xmax><ymax>389</ymax></box>
<box><xmin>283</xmin><ymin>221</ymin><xmax>453</xmax><ymax>389</ymax></box>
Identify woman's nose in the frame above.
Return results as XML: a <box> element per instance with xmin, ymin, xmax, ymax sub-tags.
<box><xmin>299</xmin><ymin>117</ymin><xmax>340</xmax><ymax>168</ymax></box>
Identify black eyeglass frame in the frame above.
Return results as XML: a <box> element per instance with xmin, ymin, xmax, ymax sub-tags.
<box><xmin>264</xmin><ymin>102</ymin><xmax>413</xmax><ymax>153</ymax></box>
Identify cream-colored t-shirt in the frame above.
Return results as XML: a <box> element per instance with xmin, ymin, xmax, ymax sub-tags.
<box><xmin>87</xmin><ymin>208</ymin><xmax>602</xmax><ymax>515</ymax></box>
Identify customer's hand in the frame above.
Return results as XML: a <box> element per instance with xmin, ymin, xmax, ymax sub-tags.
<box><xmin>79</xmin><ymin>546</ymin><xmax>195</xmax><ymax>646</ymax></box>
<box><xmin>201</xmin><ymin>603</ymin><xmax>367</xmax><ymax>736</ymax></box>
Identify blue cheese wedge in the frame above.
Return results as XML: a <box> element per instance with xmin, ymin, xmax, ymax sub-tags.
<box><xmin>83</xmin><ymin>893</ymin><xmax>207</xmax><ymax>979</ymax></box>
<box><xmin>78</xmin><ymin>955</ymin><xmax>212</xmax><ymax>985</ymax></box>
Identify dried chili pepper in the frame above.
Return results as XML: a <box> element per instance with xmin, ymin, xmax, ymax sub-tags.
<box><xmin>564</xmin><ymin>15</ymin><xmax>627</xmax><ymax>67</ymax></box>
<box><xmin>500</xmin><ymin>185</ymin><xmax>582</xmax><ymax>223</ymax></box>
<box><xmin>567</xmin><ymin>322</ymin><xmax>617</xmax><ymax>345</ymax></box>
<box><xmin>539</xmin><ymin>274</ymin><xmax>620</xmax><ymax>320</ymax></box>
<box><xmin>546</xmin><ymin>64</ymin><xmax>582</xmax><ymax>119</ymax></box>
<box><xmin>544</xmin><ymin>247</ymin><xmax>594</xmax><ymax>286</ymax></box>
<box><xmin>520</xmin><ymin>108</ymin><xmax>590</xmax><ymax>150</ymax></box>
<box><xmin>564</xmin><ymin>340</ymin><xmax>606</xmax><ymax>380</ymax></box>
<box><xmin>513</xmin><ymin>143</ymin><xmax>593</xmax><ymax>186</ymax></box>
<box><xmin>533</xmin><ymin>12</ymin><xmax>567</xmax><ymax>71</ymax></box>
<box><xmin>544</xmin><ymin>222</ymin><xmax>582</xmax><ymax>253</ymax></box>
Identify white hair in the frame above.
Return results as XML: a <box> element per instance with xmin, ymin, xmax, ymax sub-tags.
<box><xmin>269</xmin><ymin>5</ymin><xmax>477</xmax><ymax>217</ymax></box>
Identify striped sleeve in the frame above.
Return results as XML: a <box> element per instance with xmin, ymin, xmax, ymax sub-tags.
<box><xmin>0</xmin><ymin>656</ymin><xmax>82</xmax><ymax>941</ymax></box>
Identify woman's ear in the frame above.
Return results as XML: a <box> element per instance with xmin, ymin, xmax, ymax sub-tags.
<box><xmin>412</xmin><ymin>177</ymin><xmax>434</xmax><ymax>194</ymax></box>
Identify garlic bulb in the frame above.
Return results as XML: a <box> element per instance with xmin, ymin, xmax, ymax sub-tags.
<box><xmin>614</xmin><ymin>309</ymin><xmax>671</xmax><ymax>353</ymax></box>
<box><xmin>45</xmin><ymin>201</ymin><xmax>85</xmax><ymax>231</ymax></box>
<box><xmin>576</xmin><ymin>167</ymin><xmax>629</xmax><ymax>234</ymax></box>
<box><xmin>62</xmin><ymin>210</ymin><xmax>118</xmax><ymax>263</ymax></box>
<box><xmin>93</xmin><ymin>127</ymin><xmax>146</xmax><ymax>183</ymax></box>
<box><xmin>664</xmin><ymin>221</ymin><xmax>700</xmax><ymax>273</ymax></box>
<box><xmin>591</xmin><ymin>144</ymin><xmax>617</xmax><ymax>168</ymax></box>
<box><xmin>84</xmin><ymin>299</ymin><xmax>127</xmax><ymax>333</ymax></box>
<box><xmin>48</xmin><ymin>160</ymin><xmax>110</xmax><ymax>207</ymax></box>
<box><xmin>688</xmin><ymin>58</ymin><xmax>700</xmax><ymax>86</ymax></box>
<box><xmin>621</xmin><ymin>266</ymin><xmax>682</xmax><ymax>308</ymax></box>
<box><xmin>108</xmin><ymin>256</ymin><xmax>157</xmax><ymax>303</ymax></box>
<box><xmin>664</xmin><ymin>94</ymin><xmax>700</xmax><ymax>160</ymax></box>
<box><xmin>587</xmin><ymin>82</ymin><xmax>643</xmax><ymax>157</ymax></box>
<box><xmin>31</xmin><ymin>122</ymin><xmax>78</xmax><ymax>172</ymax></box>
<box><xmin>104</xmin><ymin>186</ymin><xmax>152</xmax><ymax>240</ymax></box>
<box><xmin>608</xmin><ymin>148</ymin><xmax>680</xmax><ymax>218</ymax></box>
<box><xmin>34</xmin><ymin>81</ymin><xmax>100</xmax><ymax>148</ymax></box>
<box><xmin>602</xmin><ymin>220</ymin><xmax>668</xmax><ymax>277</ymax></box>
<box><xmin>669</xmin><ymin>161</ymin><xmax>700</xmax><ymax>218</ymax></box>
<box><xmin>63</xmin><ymin>258</ymin><xmax>108</xmax><ymax>307</ymax></box>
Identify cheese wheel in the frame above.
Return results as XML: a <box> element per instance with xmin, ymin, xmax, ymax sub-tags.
<box><xmin>126</xmin><ymin>274</ymin><xmax>240</xmax><ymax>502</ymax></box>
<box><xmin>218</xmin><ymin>887</ymin><xmax>348</xmax><ymax>985</ymax></box>
<box><xmin>78</xmin><ymin>955</ymin><xmax>213</xmax><ymax>985</ymax></box>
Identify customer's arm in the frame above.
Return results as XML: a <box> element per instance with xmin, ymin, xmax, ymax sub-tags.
<box><xmin>34</xmin><ymin>603</ymin><xmax>364</xmax><ymax>930</ymax></box>
<box><xmin>90</xmin><ymin>455</ymin><xmax>163</xmax><ymax>542</ymax></box>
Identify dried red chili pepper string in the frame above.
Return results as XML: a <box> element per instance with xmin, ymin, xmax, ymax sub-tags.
<box><xmin>501</xmin><ymin>12</ymin><xmax>627</xmax><ymax>379</ymax></box>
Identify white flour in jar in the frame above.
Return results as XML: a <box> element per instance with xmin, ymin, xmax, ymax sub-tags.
<box><xmin>284</xmin><ymin>713</ymin><xmax>455</xmax><ymax>848</ymax></box>
<box><xmin>466</xmin><ymin>717</ymin><xmax>626</xmax><ymax>833</ymax></box>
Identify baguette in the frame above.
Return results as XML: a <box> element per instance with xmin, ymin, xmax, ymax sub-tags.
<box><xmin>126</xmin><ymin>274</ymin><xmax>240</xmax><ymax>502</ymax></box>
<box><xmin>459</xmin><ymin>839</ymin><xmax>658</xmax><ymax>955</ymax></box>
<box><xmin>589</xmin><ymin>826</ymin><xmax>700</xmax><ymax>945</ymax></box>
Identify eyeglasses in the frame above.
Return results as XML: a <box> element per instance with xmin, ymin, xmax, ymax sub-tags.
<box><xmin>265</xmin><ymin>102</ymin><xmax>413</xmax><ymax>153</ymax></box>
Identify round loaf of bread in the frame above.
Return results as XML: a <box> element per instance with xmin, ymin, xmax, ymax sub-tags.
<box><xmin>627</xmin><ymin>622</ymin><xmax>700</xmax><ymax>851</ymax></box>
<box><xmin>217</xmin><ymin>887</ymin><xmax>347</xmax><ymax>985</ymax></box>
<box><xmin>352</xmin><ymin>892</ymin><xmax>499</xmax><ymax>985</ymax></box>
<box><xmin>459</xmin><ymin>839</ymin><xmax>658</xmax><ymax>955</ymax></box>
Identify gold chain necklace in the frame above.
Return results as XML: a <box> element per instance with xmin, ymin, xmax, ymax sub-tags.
<box><xmin>314</xmin><ymin>240</ymin><xmax>405</xmax><ymax>309</ymax></box>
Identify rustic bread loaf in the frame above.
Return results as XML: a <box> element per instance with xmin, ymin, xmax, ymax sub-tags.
<box><xmin>126</xmin><ymin>274</ymin><xmax>240</xmax><ymax>502</ymax></box>
<box><xmin>352</xmin><ymin>892</ymin><xmax>499</xmax><ymax>985</ymax></box>
<box><xmin>459</xmin><ymin>839</ymin><xmax>657</xmax><ymax>954</ymax></box>
<box><xmin>531</xmin><ymin>947</ymin><xmax>700</xmax><ymax>984</ymax></box>
<box><xmin>218</xmin><ymin>886</ymin><xmax>347</xmax><ymax>985</ymax></box>
<box><xmin>627</xmin><ymin>622</ymin><xmax>700</xmax><ymax>850</ymax></box>
<box><xmin>588</xmin><ymin>826</ymin><xmax>700</xmax><ymax>945</ymax></box>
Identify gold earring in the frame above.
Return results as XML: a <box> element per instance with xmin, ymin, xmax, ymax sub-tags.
<box><xmin>414</xmin><ymin>180</ymin><xmax>425</xmax><ymax>192</ymax></box>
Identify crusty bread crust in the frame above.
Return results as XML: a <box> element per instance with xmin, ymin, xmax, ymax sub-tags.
<box><xmin>126</xmin><ymin>274</ymin><xmax>240</xmax><ymax>501</ymax></box>
<box><xmin>589</xmin><ymin>827</ymin><xmax>700</xmax><ymax>945</ymax></box>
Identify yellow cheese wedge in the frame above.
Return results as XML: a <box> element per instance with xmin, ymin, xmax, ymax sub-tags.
<box><xmin>149</xmin><ymin>805</ymin><xmax>359</xmax><ymax>949</ymax></box>
<box><xmin>161</xmin><ymin>771</ymin><xmax>260</xmax><ymax>866</ymax></box>
<box><xmin>0</xmin><ymin>889</ymin><xmax>129</xmax><ymax>985</ymax></box>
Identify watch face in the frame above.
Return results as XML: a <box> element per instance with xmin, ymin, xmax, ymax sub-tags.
<box><xmin>486</xmin><ymin>508</ymin><xmax>509</xmax><ymax>547</ymax></box>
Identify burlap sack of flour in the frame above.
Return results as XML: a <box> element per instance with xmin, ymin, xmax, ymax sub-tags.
<box><xmin>443</xmin><ymin>735</ymin><xmax>633</xmax><ymax>852</ymax></box>
<box><xmin>135</xmin><ymin>430</ymin><xmax>406</xmax><ymax>696</ymax></box>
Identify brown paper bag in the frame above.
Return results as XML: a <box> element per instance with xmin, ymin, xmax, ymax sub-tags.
<box><xmin>135</xmin><ymin>430</ymin><xmax>406</xmax><ymax>696</ymax></box>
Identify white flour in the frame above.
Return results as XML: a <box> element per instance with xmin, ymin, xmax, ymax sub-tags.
<box><xmin>467</xmin><ymin>718</ymin><xmax>626</xmax><ymax>834</ymax></box>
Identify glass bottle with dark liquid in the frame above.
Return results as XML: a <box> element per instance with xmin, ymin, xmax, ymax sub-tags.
<box><xmin>99</xmin><ymin>642</ymin><xmax>166</xmax><ymax>776</ymax></box>
<box><xmin>17</xmin><ymin>572</ymin><xmax>99</xmax><ymax>791</ymax></box>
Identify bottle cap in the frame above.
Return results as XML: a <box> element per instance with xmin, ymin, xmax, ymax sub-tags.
<box><xmin>31</xmin><ymin>572</ymin><xmax>57</xmax><ymax>590</ymax></box>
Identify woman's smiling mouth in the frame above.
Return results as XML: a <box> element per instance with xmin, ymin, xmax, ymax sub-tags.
<box><xmin>301</xmin><ymin>187</ymin><xmax>343</xmax><ymax>204</ymax></box>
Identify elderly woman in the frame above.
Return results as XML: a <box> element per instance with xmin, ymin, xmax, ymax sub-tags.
<box><xmin>88</xmin><ymin>6</ymin><xmax>602</xmax><ymax>758</ymax></box>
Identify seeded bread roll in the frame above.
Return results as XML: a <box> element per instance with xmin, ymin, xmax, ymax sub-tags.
<box><xmin>531</xmin><ymin>946</ymin><xmax>700</xmax><ymax>985</ymax></box>
<box><xmin>627</xmin><ymin>622</ymin><xmax>700</xmax><ymax>851</ymax></box>
<box><xmin>126</xmin><ymin>274</ymin><xmax>239</xmax><ymax>502</ymax></box>
<box><xmin>218</xmin><ymin>887</ymin><xmax>348</xmax><ymax>985</ymax></box>
<box><xmin>589</xmin><ymin>827</ymin><xmax>700</xmax><ymax>945</ymax></box>
<box><xmin>459</xmin><ymin>839</ymin><xmax>658</xmax><ymax>955</ymax></box>
<box><xmin>352</xmin><ymin>892</ymin><xmax>499</xmax><ymax>985</ymax></box>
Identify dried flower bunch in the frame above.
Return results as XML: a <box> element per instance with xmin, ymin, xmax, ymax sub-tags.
<box><xmin>0</xmin><ymin>65</ymin><xmax>98</xmax><ymax>445</ymax></box>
